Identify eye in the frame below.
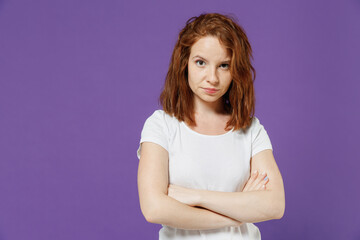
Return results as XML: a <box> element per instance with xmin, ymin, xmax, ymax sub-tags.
<box><xmin>195</xmin><ymin>60</ymin><xmax>205</xmax><ymax>66</ymax></box>
<box><xmin>220</xmin><ymin>63</ymin><xmax>229</xmax><ymax>69</ymax></box>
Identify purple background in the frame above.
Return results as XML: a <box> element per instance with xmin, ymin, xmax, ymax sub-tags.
<box><xmin>0</xmin><ymin>0</ymin><xmax>359</xmax><ymax>239</ymax></box>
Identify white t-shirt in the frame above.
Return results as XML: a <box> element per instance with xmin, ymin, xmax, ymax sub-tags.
<box><xmin>137</xmin><ymin>109</ymin><xmax>273</xmax><ymax>240</ymax></box>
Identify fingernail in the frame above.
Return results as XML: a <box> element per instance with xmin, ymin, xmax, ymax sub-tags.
<box><xmin>264</xmin><ymin>176</ymin><xmax>268</xmax><ymax>181</ymax></box>
<box><xmin>253</xmin><ymin>170</ymin><xmax>258</xmax><ymax>175</ymax></box>
<box><xmin>261</xmin><ymin>171</ymin><xmax>266</xmax><ymax>175</ymax></box>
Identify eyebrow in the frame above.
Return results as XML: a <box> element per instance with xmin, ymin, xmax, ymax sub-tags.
<box><xmin>192</xmin><ymin>55</ymin><xmax>230</xmax><ymax>63</ymax></box>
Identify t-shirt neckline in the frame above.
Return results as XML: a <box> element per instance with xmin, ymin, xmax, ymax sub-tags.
<box><xmin>181</xmin><ymin>121</ymin><xmax>234</xmax><ymax>137</ymax></box>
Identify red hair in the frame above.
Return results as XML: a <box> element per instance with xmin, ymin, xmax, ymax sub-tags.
<box><xmin>159</xmin><ymin>13</ymin><xmax>256</xmax><ymax>131</ymax></box>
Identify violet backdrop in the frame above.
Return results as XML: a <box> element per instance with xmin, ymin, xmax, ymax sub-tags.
<box><xmin>0</xmin><ymin>0</ymin><xmax>359</xmax><ymax>239</ymax></box>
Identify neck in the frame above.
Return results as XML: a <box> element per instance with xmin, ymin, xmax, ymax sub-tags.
<box><xmin>193</xmin><ymin>95</ymin><xmax>225</xmax><ymax>117</ymax></box>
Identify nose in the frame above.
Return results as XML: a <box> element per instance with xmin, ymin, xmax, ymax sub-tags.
<box><xmin>207</xmin><ymin>66</ymin><xmax>219</xmax><ymax>85</ymax></box>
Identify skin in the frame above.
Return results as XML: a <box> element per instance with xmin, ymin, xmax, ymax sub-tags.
<box><xmin>170</xmin><ymin>35</ymin><xmax>271</xmax><ymax>200</ymax></box>
<box><xmin>167</xmin><ymin>149</ymin><xmax>285</xmax><ymax>223</ymax></box>
<box><xmin>168</xmin><ymin>170</ymin><xmax>270</xmax><ymax>207</ymax></box>
<box><xmin>187</xmin><ymin>35</ymin><xmax>232</xmax><ymax>118</ymax></box>
<box><xmin>137</xmin><ymin>35</ymin><xmax>285</xmax><ymax>229</ymax></box>
<box><xmin>166</xmin><ymin>35</ymin><xmax>285</xmax><ymax>222</ymax></box>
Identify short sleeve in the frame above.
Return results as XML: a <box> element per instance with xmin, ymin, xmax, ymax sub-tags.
<box><xmin>251</xmin><ymin>117</ymin><xmax>273</xmax><ymax>158</ymax></box>
<box><xmin>136</xmin><ymin>110</ymin><xmax>169</xmax><ymax>160</ymax></box>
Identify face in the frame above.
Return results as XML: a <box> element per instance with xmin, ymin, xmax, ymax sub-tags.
<box><xmin>187</xmin><ymin>36</ymin><xmax>232</xmax><ymax>110</ymax></box>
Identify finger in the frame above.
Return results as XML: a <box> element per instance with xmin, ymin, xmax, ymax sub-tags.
<box><xmin>243</xmin><ymin>170</ymin><xmax>258</xmax><ymax>191</ymax></box>
<box><xmin>253</xmin><ymin>172</ymin><xmax>267</xmax><ymax>190</ymax></box>
<box><xmin>255</xmin><ymin>177</ymin><xmax>269</xmax><ymax>190</ymax></box>
<box><xmin>263</xmin><ymin>177</ymin><xmax>269</xmax><ymax>185</ymax></box>
<box><xmin>250</xmin><ymin>170</ymin><xmax>259</xmax><ymax>182</ymax></box>
<box><xmin>243</xmin><ymin>170</ymin><xmax>257</xmax><ymax>191</ymax></box>
<box><xmin>263</xmin><ymin>176</ymin><xmax>269</xmax><ymax>184</ymax></box>
<box><xmin>253</xmin><ymin>171</ymin><xmax>267</xmax><ymax>186</ymax></box>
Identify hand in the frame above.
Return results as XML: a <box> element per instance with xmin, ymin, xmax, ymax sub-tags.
<box><xmin>167</xmin><ymin>184</ymin><xmax>199</xmax><ymax>207</ymax></box>
<box><xmin>242</xmin><ymin>170</ymin><xmax>269</xmax><ymax>192</ymax></box>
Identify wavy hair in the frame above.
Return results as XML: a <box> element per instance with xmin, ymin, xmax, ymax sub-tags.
<box><xmin>159</xmin><ymin>12</ymin><xmax>256</xmax><ymax>131</ymax></box>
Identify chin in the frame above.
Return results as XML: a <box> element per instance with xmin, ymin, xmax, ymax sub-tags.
<box><xmin>200</xmin><ymin>95</ymin><xmax>221</xmax><ymax>103</ymax></box>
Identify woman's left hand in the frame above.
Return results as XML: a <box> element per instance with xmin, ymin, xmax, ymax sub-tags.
<box><xmin>167</xmin><ymin>184</ymin><xmax>200</xmax><ymax>207</ymax></box>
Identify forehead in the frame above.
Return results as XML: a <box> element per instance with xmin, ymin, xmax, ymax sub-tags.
<box><xmin>190</xmin><ymin>36</ymin><xmax>230</xmax><ymax>59</ymax></box>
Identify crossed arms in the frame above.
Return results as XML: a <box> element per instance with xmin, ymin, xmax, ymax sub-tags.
<box><xmin>137</xmin><ymin>142</ymin><xmax>285</xmax><ymax>230</ymax></box>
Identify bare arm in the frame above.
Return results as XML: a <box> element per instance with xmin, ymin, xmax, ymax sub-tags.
<box><xmin>137</xmin><ymin>142</ymin><xmax>244</xmax><ymax>230</ymax></box>
<box><xmin>193</xmin><ymin>150</ymin><xmax>285</xmax><ymax>223</ymax></box>
<box><xmin>167</xmin><ymin>149</ymin><xmax>285</xmax><ymax>223</ymax></box>
<box><xmin>148</xmin><ymin>194</ymin><xmax>243</xmax><ymax>230</ymax></box>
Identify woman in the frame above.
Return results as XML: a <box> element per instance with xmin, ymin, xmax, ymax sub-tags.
<box><xmin>136</xmin><ymin>12</ymin><xmax>285</xmax><ymax>239</ymax></box>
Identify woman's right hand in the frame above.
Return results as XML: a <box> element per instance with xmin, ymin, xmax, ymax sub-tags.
<box><xmin>242</xmin><ymin>170</ymin><xmax>269</xmax><ymax>192</ymax></box>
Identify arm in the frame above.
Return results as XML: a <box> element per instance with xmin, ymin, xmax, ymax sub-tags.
<box><xmin>137</xmin><ymin>142</ymin><xmax>244</xmax><ymax>230</ymax></box>
<box><xmin>168</xmin><ymin>149</ymin><xmax>285</xmax><ymax>223</ymax></box>
<box><xmin>149</xmin><ymin>194</ymin><xmax>244</xmax><ymax>230</ymax></box>
<box><xmin>194</xmin><ymin>149</ymin><xmax>285</xmax><ymax>223</ymax></box>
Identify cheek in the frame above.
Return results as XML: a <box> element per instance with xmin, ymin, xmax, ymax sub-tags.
<box><xmin>221</xmin><ymin>74</ymin><xmax>232</xmax><ymax>85</ymax></box>
<box><xmin>188</xmin><ymin>65</ymin><xmax>201</xmax><ymax>85</ymax></box>
<box><xmin>226</xmin><ymin>73</ymin><xmax>233</xmax><ymax>83</ymax></box>
<box><xmin>222</xmin><ymin>78</ymin><xmax>233</xmax><ymax>93</ymax></box>
<box><xmin>188</xmin><ymin>64</ymin><xmax>197</xmax><ymax>76</ymax></box>
<box><xmin>187</xmin><ymin>67</ymin><xmax>196</xmax><ymax>91</ymax></box>
<box><xmin>226</xmin><ymin>78</ymin><xmax>233</xmax><ymax>87</ymax></box>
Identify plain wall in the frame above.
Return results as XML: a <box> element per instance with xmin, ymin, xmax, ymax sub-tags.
<box><xmin>0</xmin><ymin>0</ymin><xmax>359</xmax><ymax>239</ymax></box>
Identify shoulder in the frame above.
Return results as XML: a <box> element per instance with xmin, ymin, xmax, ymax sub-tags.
<box><xmin>146</xmin><ymin>109</ymin><xmax>175</xmax><ymax>125</ymax></box>
<box><xmin>250</xmin><ymin>116</ymin><xmax>269</xmax><ymax>130</ymax></box>
<box><xmin>239</xmin><ymin>116</ymin><xmax>271</xmax><ymax>139</ymax></box>
<box><xmin>143</xmin><ymin>109</ymin><xmax>177</xmax><ymax>133</ymax></box>
<box><xmin>240</xmin><ymin>116</ymin><xmax>261</xmax><ymax>134</ymax></box>
<box><xmin>152</xmin><ymin>109</ymin><xmax>172</xmax><ymax>119</ymax></box>
<box><xmin>250</xmin><ymin>116</ymin><xmax>261</xmax><ymax>129</ymax></box>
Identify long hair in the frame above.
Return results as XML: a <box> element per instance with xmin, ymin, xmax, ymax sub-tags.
<box><xmin>159</xmin><ymin>12</ymin><xmax>256</xmax><ymax>131</ymax></box>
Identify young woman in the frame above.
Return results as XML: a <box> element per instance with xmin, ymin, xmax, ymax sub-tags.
<box><xmin>136</xmin><ymin>12</ymin><xmax>285</xmax><ymax>240</ymax></box>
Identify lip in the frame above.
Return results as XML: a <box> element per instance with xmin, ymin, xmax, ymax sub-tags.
<box><xmin>203</xmin><ymin>88</ymin><xmax>219</xmax><ymax>94</ymax></box>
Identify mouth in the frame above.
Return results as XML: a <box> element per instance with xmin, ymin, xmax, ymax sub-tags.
<box><xmin>203</xmin><ymin>88</ymin><xmax>219</xmax><ymax>94</ymax></box>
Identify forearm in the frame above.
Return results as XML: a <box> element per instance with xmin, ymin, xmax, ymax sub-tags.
<box><xmin>197</xmin><ymin>189</ymin><xmax>285</xmax><ymax>223</ymax></box>
<box><xmin>148</xmin><ymin>194</ymin><xmax>244</xmax><ymax>230</ymax></box>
